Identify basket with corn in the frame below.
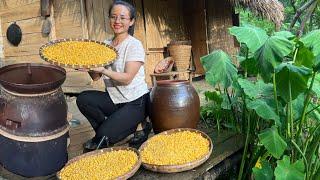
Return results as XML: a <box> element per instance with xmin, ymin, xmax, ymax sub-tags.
<box><xmin>57</xmin><ymin>147</ymin><xmax>141</xmax><ymax>180</ymax></box>
<box><xmin>39</xmin><ymin>39</ymin><xmax>118</xmax><ymax>69</ymax></box>
<box><xmin>139</xmin><ymin>128</ymin><xmax>212</xmax><ymax>173</ymax></box>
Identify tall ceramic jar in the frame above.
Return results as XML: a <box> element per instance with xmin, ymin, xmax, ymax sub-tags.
<box><xmin>150</xmin><ymin>80</ymin><xmax>200</xmax><ymax>133</ymax></box>
<box><xmin>0</xmin><ymin>63</ymin><xmax>68</xmax><ymax>177</ymax></box>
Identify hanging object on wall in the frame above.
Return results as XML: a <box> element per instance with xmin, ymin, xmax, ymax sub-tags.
<box><xmin>42</xmin><ymin>18</ymin><xmax>52</xmax><ymax>37</ymax></box>
<box><xmin>6</xmin><ymin>22</ymin><xmax>22</xmax><ymax>47</ymax></box>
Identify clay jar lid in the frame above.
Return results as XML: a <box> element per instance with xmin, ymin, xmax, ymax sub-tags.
<box><xmin>0</xmin><ymin>63</ymin><xmax>66</xmax><ymax>94</ymax></box>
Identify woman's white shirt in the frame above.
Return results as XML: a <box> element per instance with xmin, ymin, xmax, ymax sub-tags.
<box><xmin>103</xmin><ymin>35</ymin><xmax>148</xmax><ymax>104</ymax></box>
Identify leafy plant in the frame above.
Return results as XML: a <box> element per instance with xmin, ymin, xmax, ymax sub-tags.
<box><xmin>200</xmin><ymin>25</ymin><xmax>320</xmax><ymax>180</ymax></box>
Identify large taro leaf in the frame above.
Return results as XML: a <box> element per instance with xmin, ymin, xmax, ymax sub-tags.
<box><xmin>258</xmin><ymin>126</ymin><xmax>287</xmax><ymax>159</ymax></box>
<box><xmin>255</xmin><ymin>36</ymin><xmax>294</xmax><ymax>81</ymax></box>
<box><xmin>238</xmin><ymin>79</ymin><xmax>273</xmax><ymax>99</ymax></box>
<box><xmin>292</xmin><ymin>94</ymin><xmax>305</xmax><ymax>121</ymax></box>
<box><xmin>201</xmin><ymin>50</ymin><xmax>238</xmax><ymax>88</ymax></box>
<box><xmin>301</xmin><ymin>29</ymin><xmax>320</xmax><ymax>57</ymax></box>
<box><xmin>252</xmin><ymin>161</ymin><xmax>274</xmax><ymax>180</ymax></box>
<box><xmin>311</xmin><ymin>74</ymin><xmax>320</xmax><ymax>97</ymax></box>
<box><xmin>247</xmin><ymin>99</ymin><xmax>280</xmax><ymax>125</ymax></box>
<box><xmin>229</xmin><ymin>25</ymin><xmax>268</xmax><ymax>53</ymax></box>
<box><xmin>295</xmin><ymin>45</ymin><xmax>315</xmax><ymax>69</ymax></box>
<box><xmin>274</xmin><ymin>156</ymin><xmax>305</xmax><ymax>180</ymax></box>
<box><xmin>275</xmin><ymin>63</ymin><xmax>312</xmax><ymax>102</ymax></box>
<box><xmin>314</xmin><ymin>54</ymin><xmax>320</xmax><ymax>72</ymax></box>
<box><xmin>274</xmin><ymin>31</ymin><xmax>295</xmax><ymax>39</ymax></box>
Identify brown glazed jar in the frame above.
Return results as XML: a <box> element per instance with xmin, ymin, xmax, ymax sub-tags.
<box><xmin>150</xmin><ymin>80</ymin><xmax>200</xmax><ymax>133</ymax></box>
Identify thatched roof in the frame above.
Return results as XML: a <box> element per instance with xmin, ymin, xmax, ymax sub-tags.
<box><xmin>229</xmin><ymin>0</ymin><xmax>285</xmax><ymax>28</ymax></box>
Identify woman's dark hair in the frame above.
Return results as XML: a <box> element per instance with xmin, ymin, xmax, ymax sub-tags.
<box><xmin>109</xmin><ymin>1</ymin><xmax>136</xmax><ymax>36</ymax></box>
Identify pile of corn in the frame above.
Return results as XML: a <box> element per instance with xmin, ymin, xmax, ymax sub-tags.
<box><xmin>141</xmin><ymin>131</ymin><xmax>210</xmax><ymax>165</ymax></box>
<box><xmin>59</xmin><ymin>150</ymin><xmax>138</xmax><ymax>180</ymax></box>
<box><xmin>42</xmin><ymin>41</ymin><xmax>117</xmax><ymax>66</ymax></box>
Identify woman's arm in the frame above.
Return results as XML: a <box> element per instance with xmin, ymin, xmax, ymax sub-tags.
<box><xmin>91</xmin><ymin>61</ymin><xmax>143</xmax><ymax>85</ymax></box>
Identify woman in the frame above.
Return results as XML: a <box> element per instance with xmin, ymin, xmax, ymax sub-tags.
<box><xmin>76</xmin><ymin>1</ymin><xmax>150</xmax><ymax>151</ymax></box>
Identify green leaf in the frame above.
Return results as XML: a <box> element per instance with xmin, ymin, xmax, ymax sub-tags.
<box><xmin>229</xmin><ymin>25</ymin><xmax>268</xmax><ymax>53</ymax></box>
<box><xmin>253</xmin><ymin>161</ymin><xmax>274</xmax><ymax>180</ymax></box>
<box><xmin>258</xmin><ymin>126</ymin><xmax>287</xmax><ymax>159</ymax></box>
<box><xmin>311</xmin><ymin>74</ymin><xmax>320</xmax><ymax>97</ymax></box>
<box><xmin>274</xmin><ymin>156</ymin><xmax>305</xmax><ymax>180</ymax></box>
<box><xmin>204</xmin><ymin>91</ymin><xmax>222</xmax><ymax>104</ymax></box>
<box><xmin>238</xmin><ymin>79</ymin><xmax>273</xmax><ymax>99</ymax></box>
<box><xmin>295</xmin><ymin>46</ymin><xmax>315</xmax><ymax>68</ymax></box>
<box><xmin>201</xmin><ymin>50</ymin><xmax>238</xmax><ymax>88</ymax></box>
<box><xmin>275</xmin><ymin>63</ymin><xmax>312</xmax><ymax>102</ymax></box>
<box><xmin>292</xmin><ymin>94</ymin><xmax>305</xmax><ymax>121</ymax></box>
<box><xmin>274</xmin><ymin>31</ymin><xmax>295</xmax><ymax>39</ymax></box>
<box><xmin>301</xmin><ymin>29</ymin><xmax>320</xmax><ymax>56</ymax></box>
<box><xmin>247</xmin><ymin>99</ymin><xmax>280</xmax><ymax>125</ymax></box>
<box><xmin>239</xmin><ymin>57</ymin><xmax>259</xmax><ymax>75</ymax></box>
<box><xmin>314</xmin><ymin>54</ymin><xmax>320</xmax><ymax>72</ymax></box>
<box><xmin>255</xmin><ymin>36</ymin><xmax>294</xmax><ymax>81</ymax></box>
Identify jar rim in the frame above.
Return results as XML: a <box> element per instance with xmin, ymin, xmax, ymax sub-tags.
<box><xmin>156</xmin><ymin>80</ymin><xmax>189</xmax><ymax>86</ymax></box>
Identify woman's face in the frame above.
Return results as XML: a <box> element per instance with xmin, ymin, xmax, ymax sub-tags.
<box><xmin>109</xmin><ymin>5</ymin><xmax>134</xmax><ymax>35</ymax></box>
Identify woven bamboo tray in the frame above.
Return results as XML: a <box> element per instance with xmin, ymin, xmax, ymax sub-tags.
<box><xmin>39</xmin><ymin>38</ymin><xmax>118</xmax><ymax>69</ymax></box>
<box><xmin>139</xmin><ymin>128</ymin><xmax>213</xmax><ymax>173</ymax></box>
<box><xmin>57</xmin><ymin>146</ymin><xmax>141</xmax><ymax>180</ymax></box>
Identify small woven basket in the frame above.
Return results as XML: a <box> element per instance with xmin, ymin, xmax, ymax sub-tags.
<box><xmin>167</xmin><ymin>41</ymin><xmax>192</xmax><ymax>71</ymax></box>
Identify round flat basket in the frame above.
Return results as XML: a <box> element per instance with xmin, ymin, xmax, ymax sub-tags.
<box><xmin>57</xmin><ymin>146</ymin><xmax>141</xmax><ymax>180</ymax></box>
<box><xmin>39</xmin><ymin>38</ymin><xmax>118</xmax><ymax>69</ymax></box>
<box><xmin>139</xmin><ymin>128</ymin><xmax>213</xmax><ymax>173</ymax></box>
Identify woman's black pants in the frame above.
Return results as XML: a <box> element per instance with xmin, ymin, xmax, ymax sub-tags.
<box><xmin>76</xmin><ymin>90</ymin><xmax>147</xmax><ymax>144</ymax></box>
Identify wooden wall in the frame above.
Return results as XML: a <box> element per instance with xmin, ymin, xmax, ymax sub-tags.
<box><xmin>207</xmin><ymin>0</ymin><xmax>238</xmax><ymax>58</ymax></box>
<box><xmin>0</xmin><ymin>0</ymin><xmax>238</xmax><ymax>92</ymax></box>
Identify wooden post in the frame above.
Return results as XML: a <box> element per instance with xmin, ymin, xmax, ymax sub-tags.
<box><xmin>41</xmin><ymin>0</ymin><xmax>51</xmax><ymax>17</ymax></box>
<box><xmin>0</xmin><ymin>17</ymin><xmax>4</xmax><ymax>59</ymax></box>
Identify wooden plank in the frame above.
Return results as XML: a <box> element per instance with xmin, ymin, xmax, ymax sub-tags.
<box><xmin>1</xmin><ymin>55</ymin><xmax>43</xmax><ymax>65</ymax></box>
<box><xmin>0</xmin><ymin>0</ymin><xmax>40</xmax><ymax>12</ymax></box>
<box><xmin>2</xmin><ymin>17</ymin><xmax>44</xmax><ymax>35</ymax></box>
<box><xmin>131</xmin><ymin>132</ymin><xmax>244</xmax><ymax>180</ymax></box>
<box><xmin>85</xmin><ymin>0</ymin><xmax>95</xmax><ymax>40</ymax></box>
<box><xmin>91</xmin><ymin>0</ymin><xmax>106</xmax><ymax>41</ymax></box>
<box><xmin>80</xmin><ymin>0</ymin><xmax>89</xmax><ymax>39</ymax></box>
<box><xmin>102</xmin><ymin>0</ymin><xmax>113</xmax><ymax>40</ymax></box>
<box><xmin>144</xmin><ymin>0</ymin><xmax>188</xmax><ymax>49</ymax></box>
<box><xmin>49</xmin><ymin>0</ymin><xmax>56</xmax><ymax>40</ymax></box>
<box><xmin>183</xmin><ymin>0</ymin><xmax>206</xmax><ymax>74</ymax></box>
<box><xmin>132</xmin><ymin>0</ymin><xmax>146</xmax><ymax>49</ymax></box>
<box><xmin>53</xmin><ymin>0</ymin><xmax>81</xmax><ymax>17</ymax></box>
<box><xmin>3</xmin><ymin>33</ymin><xmax>48</xmax><ymax>57</ymax></box>
<box><xmin>0</xmin><ymin>17</ymin><xmax>3</xmax><ymax>58</ymax></box>
<box><xmin>1</xmin><ymin>2</ymin><xmax>41</xmax><ymax>23</ymax></box>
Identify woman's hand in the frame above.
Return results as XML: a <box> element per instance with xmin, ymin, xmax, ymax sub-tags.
<box><xmin>90</xmin><ymin>67</ymin><xmax>106</xmax><ymax>73</ymax></box>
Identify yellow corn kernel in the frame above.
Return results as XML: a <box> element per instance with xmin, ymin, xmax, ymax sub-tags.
<box><xmin>141</xmin><ymin>131</ymin><xmax>210</xmax><ymax>166</ymax></box>
<box><xmin>59</xmin><ymin>150</ymin><xmax>138</xmax><ymax>180</ymax></box>
<box><xmin>42</xmin><ymin>41</ymin><xmax>117</xmax><ymax>66</ymax></box>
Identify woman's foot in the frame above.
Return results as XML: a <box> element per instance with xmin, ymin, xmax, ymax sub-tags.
<box><xmin>128</xmin><ymin>122</ymin><xmax>152</xmax><ymax>148</ymax></box>
<box><xmin>83</xmin><ymin>136</ymin><xmax>110</xmax><ymax>152</ymax></box>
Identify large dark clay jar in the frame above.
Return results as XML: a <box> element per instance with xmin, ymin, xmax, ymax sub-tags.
<box><xmin>150</xmin><ymin>80</ymin><xmax>200</xmax><ymax>133</ymax></box>
<box><xmin>0</xmin><ymin>63</ymin><xmax>68</xmax><ymax>177</ymax></box>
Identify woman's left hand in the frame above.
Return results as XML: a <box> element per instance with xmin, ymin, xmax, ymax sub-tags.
<box><xmin>90</xmin><ymin>67</ymin><xmax>106</xmax><ymax>73</ymax></box>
